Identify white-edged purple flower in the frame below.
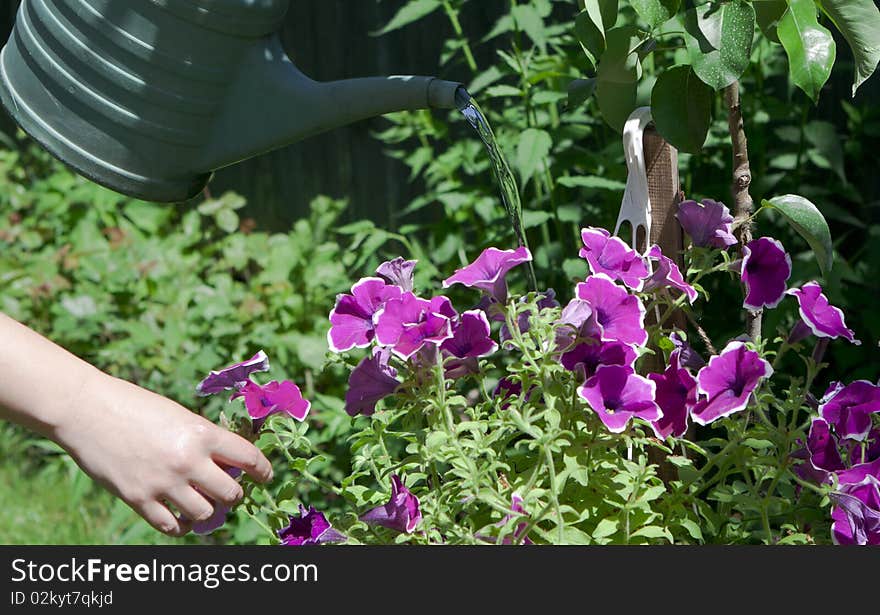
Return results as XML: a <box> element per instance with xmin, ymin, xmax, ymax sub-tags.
<box><xmin>787</xmin><ymin>281</ymin><xmax>860</xmax><ymax>345</ymax></box>
<box><xmin>278</xmin><ymin>505</ymin><xmax>347</xmax><ymax>546</ymax></box>
<box><xmin>344</xmin><ymin>348</ymin><xmax>400</xmax><ymax>417</ymax></box>
<box><xmin>477</xmin><ymin>493</ymin><xmax>534</xmax><ymax>545</ymax></box>
<box><xmin>376</xmin><ymin>257</ymin><xmax>417</xmax><ymax>292</ymax></box>
<box><xmin>741</xmin><ymin>237</ymin><xmax>792</xmax><ymax>310</ymax></box>
<box><xmin>374</xmin><ymin>292</ymin><xmax>454</xmax><ymax>360</ymax></box>
<box><xmin>670</xmin><ymin>331</ymin><xmax>706</xmax><ymax>370</ymax></box>
<box><xmin>192</xmin><ymin>467</ymin><xmax>243</xmax><ymax>535</ymax></box>
<box><xmin>578</xmin><ymin>365</ymin><xmax>660</xmax><ymax>433</ymax></box>
<box><xmin>575</xmin><ymin>274</ymin><xmax>648</xmax><ymax>347</ymax></box>
<box><xmin>442</xmin><ymin>246</ymin><xmax>532</xmax><ymax>303</ymax></box>
<box><xmin>232</xmin><ymin>379</ymin><xmax>311</xmax><ymax>421</ymax></box>
<box><xmin>649</xmin><ymin>350</ymin><xmax>697</xmax><ymax>439</ymax></box>
<box><xmin>830</xmin><ymin>476</ymin><xmax>880</xmax><ymax>545</ymax></box>
<box><xmin>676</xmin><ymin>199</ymin><xmax>737</xmax><ymax>249</ymax></box>
<box><xmin>560</xmin><ymin>336</ymin><xmax>636</xmax><ymax>378</ymax></box>
<box><xmin>819</xmin><ymin>380</ymin><xmax>880</xmax><ymax>442</ymax></box>
<box><xmin>360</xmin><ymin>475</ymin><xmax>422</xmax><ymax>534</ymax></box>
<box><xmin>579</xmin><ymin>227</ymin><xmax>649</xmax><ymax>290</ymax></box>
<box><xmin>806</xmin><ymin>417</ymin><xmax>845</xmax><ymax>474</ymax></box>
<box><xmin>691</xmin><ymin>341</ymin><xmax>773</xmax><ymax>425</ymax></box>
<box><xmin>328</xmin><ymin>277</ymin><xmax>403</xmax><ymax>352</ymax></box>
<box><xmin>643</xmin><ymin>245</ymin><xmax>697</xmax><ymax>304</ymax></box>
<box><xmin>195</xmin><ymin>350</ymin><xmax>270</xmax><ymax>396</ymax></box>
<box><xmin>441</xmin><ymin>310</ymin><xmax>498</xmax><ymax>359</ymax></box>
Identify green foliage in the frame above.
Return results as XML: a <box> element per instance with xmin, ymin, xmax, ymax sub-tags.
<box><xmin>817</xmin><ymin>0</ymin><xmax>880</xmax><ymax>95</ymax></box>
<box><xmin>778</xmin><ymin>0</ymin><xmax>836</xmax><ymax>103</ymax></box>
<box><xmin>762</xmin><ymin>195</ymin><xmax>833</xmax><ymax>277</ymax></box>
<box><xmin>683</xmin><ymin>1</ymin><xmax>756</xmax><ymax>91</ymax></box>
<box><xmin>651</xmin><ymin>65</ymin><xmax>712</xmax><ymax>153</ymax></box>
<box><xmin>0</xmin><ymin>137</ymin><xmax>403</xmax><ymax>543</ymax></box>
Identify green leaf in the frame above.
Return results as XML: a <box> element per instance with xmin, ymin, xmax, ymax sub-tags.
<box><xmin>567</xmin><ymin>78</ymin><xmax>597</xmax><ymax>109</ymax></box>
<box><xmin>522</xmin><ymin>209</ymin><xmax>553</xmax><ymax>228</ymax></box>
<box><xmin>804</xmin><ymin>121</ymin><xmax>846</xmax><ymax>182</ymax></box>
<box><xmin>754</xmin><ymin>0</ymin><xmax>788</xmax><ymax>43</ymax></box>
<box><xmin>763</xmin><ymin>195</ymin><xmax>833</xmax><ymax>277</ymax></box>
<box><xmin>679</xmin><ymin>519</ymin><xmax>704</xmax><ymax>541</ymax></box>
<box><xmin>651</xmin><ymin>65</ymin><xmax>713</xmax><ymax>153</ymax></box>
<box><xmin>682</xmin><ymin>1</ymin><xmax>755</xmax><ymax>90</ymax></box>
<box><xmin>512</xmin><ymin>4</ymin><xmax>546</xmax><ymax>51</ymax></box>
<box><xmin>557</xmin><ymin>175</ymin><xmax>625</xmax><ymax>190</ymax></box>
<box><xmin>817</xmin><ymin>0</ymin><xmax>880</xmax><ymax>95</ymax></box>
<box><xmin>516</xmin><ymin>128</ymin><xmax>552</xmax><ymax>185</ymax></box>
<box><xmin>573</xmin><ymin>1</ymin><xmax>619</xmax><ymax>66</ymax></box>
<box><xmin>631</xmin><ymin>0</ymin><xmax>680</xmax><ymax>29</ymax></box>
<box><xmin>591</xmin><ymin>517</ymin><xmax>619</xmax><ymax>539</ymax></box>
<box><xmin>778</xmin><ymin>0</ymin><xmax>836</xmax><ymax>103</ymax></box>
<box><xmin>372</xmin><ymin>0</ymin><xmax>441</xmax><ymax>36</ymax></box>
<box><xmin>596</xmin><ymin>26</ymin><xmax>644</xmax><ymax>132</ymax></box>
<box><xmin>216</xmin><ymin>208</ymin><xmax>239</xmax><ymax>234</ymax></box>
<box><xmin>631</xmin><ymin>525</ymin><xmax>672</xmax><ymax>541</ymax></box>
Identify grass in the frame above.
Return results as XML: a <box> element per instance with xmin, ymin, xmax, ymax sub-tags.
<box><xmin>0</xmin><ymin>424</ymin><xmax>176</xmax><ymax>545</ymax></box>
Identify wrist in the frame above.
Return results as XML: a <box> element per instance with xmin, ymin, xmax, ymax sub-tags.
<box><xmin>50</xmin><ymin>363</ymin><xmax>111</xmax><ymax>449</ymax></box>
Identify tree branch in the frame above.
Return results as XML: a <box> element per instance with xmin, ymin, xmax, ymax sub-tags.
<box><xmin>724</xmin><ymin>81</ymin><xmax>762</xmax><ymax>341</ymax></box>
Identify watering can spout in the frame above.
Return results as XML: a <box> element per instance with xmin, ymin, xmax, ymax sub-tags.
<box><xmin>0</xmin><ymin>0</ymin><xmax>467</xmax><ymax>202</ymax></box>
<box><xmin>199</xmin><ymin>35</ymin><xmax>466</xmax><ymax>172</ymax></box>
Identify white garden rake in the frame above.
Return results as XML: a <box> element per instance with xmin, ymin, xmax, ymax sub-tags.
<box><xmin>613</xmin><ymin>106</ymin><xmax>654</xmax><ymax>255</ymax></box>
<box><xmin>615</xmin><ymin>106</ymin><xmax>653</xmax><ymax>462</ymax></box>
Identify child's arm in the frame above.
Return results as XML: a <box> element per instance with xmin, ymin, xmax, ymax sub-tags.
<box><xmin>0</xmin><ymin>312</ymin><xmax>273</xmax><ymax>536</ymax></box>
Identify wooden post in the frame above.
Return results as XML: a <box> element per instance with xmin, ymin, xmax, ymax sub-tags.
<box><xmin>642</xmin><ymin>126</ymin><xmax>685</xmax><ymax>483</ymax></box>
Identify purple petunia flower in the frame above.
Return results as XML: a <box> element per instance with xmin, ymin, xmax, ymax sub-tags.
<box><xmin>806</xmin><ymin>417</ymin><xmax>846</xmax><ymax>474</ymax></box>
<box><xmin>649</xmin><ymin>349</ymin><xmax>698</xmax><ymax>439</ymax></box>
<box><xmin>579</xmin><ymin>227</ymin><xmax>649</xmax><ymax>291</ymax></box>
<box><xmin>360</xmin><ymin>475</ymin><xmax>422</xmax><ymax>534</ymax></box>
<box><xmin>830</xmin><ymin>476</ymin><xmax>880</xmax><ymax>545</ymax></box>
<box><xmin>232</xmin><ymin>379</ymin><xmax>311</xmax><ymax>421</ymax></box>
<box><xmin>278</xmin><ymin>505</ymin><xmax>347</xmax><ymax>546</ymax></box>
<box><xmin>441</xmin><ymin>310</ymin><xmax>498</xmax><ymax>359</ymax></box>
<box><xmin>328</xmin><ymin>277</ymin><xmax>403</xmax><ymax>352</ymax></box>
<box><xmin>442</xmin><ymin>246</ymin><xmax>532</xmax><ymax>303</ymax></box>
<box><xmin>787</xmin><ymin>281</ymin><xmax>860</xmax><ymax>345</ymax></box>
<box><xmin>196</xmin><ymin>350</ymin><xmax>270</xmax><ymax>396</ymax></box>
<box><xmin>376</xmin><ymin>257</ymin><xmax>417</xmax><ymax>292</ymax></box>
<box><xmin>691</xmin><ymin>341</ymin><xmax>773</xmax><ymax>425</ymax></box>
<box><xmin>643</xmin><ymin>245</ymin><xmax>698</xmax><ymax>304</ymax></box>
<box><xmin>676</xmin><ymin>199</ymin><xmax>737</xmax><ymax>249</ymax></box>
<box><xmin>741</xmin><ymin>237</ymin><xmax>792</xmax><ymax>310</ymax></box>
<box><xmin>344</xmin><ymin>348</ymin><xmax>400</xmax><ymax>417</ymax></box>
<box><xmin>670</xmin><ymin>331</ymin><xmax>706</xmax><ymax>370</ymax></box>
<box><xmin>578</xmin><ymin>365</ymin><xmax>660</xmax><ymax>433</ymax></box>
<box><xmin>559</xmin><ymin>336</ymin><xmax>636</xmax><ymax>378</ymax></box>
<box><xmin>574</xmin><ymin>274</ymin><xmax>648</xmax><ymax>347</ymax></box>
<box><xmin>374</xmin><ymin>293</ymin><xmax>455</xmax><ymax>360</ymax></box>
<box><xmin>192</xmin><ymin>467</ymin><xmax>243</xmax><ymax>535</ymax></box>
<box><xmin>477</xmin><ymin>493</ymin><xmax>534</xmax><ymax>545</ymax></box>
<box><xmin>819</xmin><ymin>380</ymin><xmax>880</xmax><ymax>442</ymax></box>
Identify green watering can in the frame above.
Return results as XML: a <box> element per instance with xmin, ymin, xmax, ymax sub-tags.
<box><xmin>0</xmin><ymin>0</ymin><xmax>467</xmax><ymax>201</ymax></box>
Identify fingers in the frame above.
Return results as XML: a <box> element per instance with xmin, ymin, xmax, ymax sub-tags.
<box><xmin>212</xmin><ymin>432</ymin><xmax>273</xmax><ymax>483</ymax></box>
<box><xmin>192</xmin><ymin>462</ymin><xmax>244</xmax><ymax>508</ymax></box>
<box><xmin>140</xmin><ymin>500</ymin><xmax>191</xmax><ymax>537</ymax></box>
<box><xmin>166</xmin><ymin>485</ymin><xmax>216</xmax><ymax>524</ymax></box>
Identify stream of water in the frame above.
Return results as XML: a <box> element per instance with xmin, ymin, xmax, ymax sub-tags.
<box><xmin>458</xmin><ymin>94</ymin><xmax>538</xmax><ymax>292</ymax></box>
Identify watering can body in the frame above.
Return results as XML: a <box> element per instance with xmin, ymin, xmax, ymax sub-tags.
<box><xmin>0</xmin><ymin>0</ymin><xmax>465</xmax><ymax>202</ymax></box>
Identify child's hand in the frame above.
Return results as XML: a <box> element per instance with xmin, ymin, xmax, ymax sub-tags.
<box><xmin>54</xmin><ymin>372</ymin><xmax>273</xmax><ymax>536</ymax></box>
